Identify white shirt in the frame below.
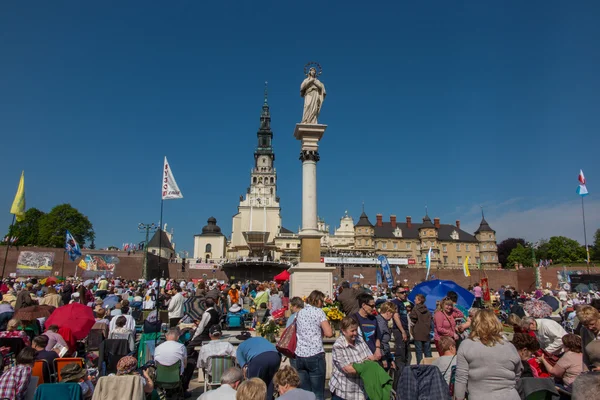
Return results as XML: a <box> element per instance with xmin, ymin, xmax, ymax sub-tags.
<box><xmin>197</xmin><ymin>340</ymin><xmax>236</xmax><ymax>375</ymax></box>
<box><xmin>168</xmin><ymin>293</ymin><xmax>185</xmax><ymax>319</ymax></box>
<box><xmin>295</xmin><ymin>304</ymin><xmax>327</xmax><ymax>357</ymax></box>
<box><xmin>192</xmin><ymin>307</ymin><xmax>215</xmax><ymax>340</ymax></box>
<box><xmin>155</xmin><ymin>340</ymin><xmax>187</xmax><ymax>373</ymax></box>
<box><xmin>536</xmin><ymin>318</ymin><xmax>567</xmax><ymax>354</ymax></box>
<box><xmin>109</xmin><ymin>314</ymin><xmax>136</xmax><ymax>334</ymax></box>
<box><xmin>198</xmin><ymin>384</ymin><xmax>237</xmax><ymax>400</ymax></box>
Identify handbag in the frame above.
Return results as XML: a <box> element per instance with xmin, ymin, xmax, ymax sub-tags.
<box><xmin>276</xmin><ymin>320</ymin><xmax>297</xmax><ymax>358</ymax></box>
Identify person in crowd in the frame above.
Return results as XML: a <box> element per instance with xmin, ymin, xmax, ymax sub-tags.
<box><xmin>433</xmin><ymin>298</ymin><xmax>459</xmax><ymax>353</ymax></box>
<box><xmin>96</xmin><ymin>276</ymin><xmax>109</xmax><ymax>299</ymax></box>
<box><xmin>538</xmin><ymin>333</ymin><xmax>584</xmax><ymax>388</ymax></box>
<box><xmin>454</xmin><ymin>309</ymin><xmax>522</xmax><ymax>400</ymax></box>
<box><xmin>191</xmin><ymin>297</ymin><xmax>220</xmax><ymax>343</ymax></box>
<box><xmin>0</xmin><ymin>318</ymin><xmax>31</xmax><ymax>346</ymax></box>
<box><xmin>143</xmin><ymin>288</ymin><xmax>156</xmax><ymax>310</ymax></box>
<box><xmin>108</xmin><ymin>306</ymin><xmax>136</xmax><ymax>333</ymax></box>
<box><xmin>61</xmin><ymin>280</ymin><xmax>74</xmax><ymax>305</ymax></box>
<box><xmin>0</xmin><ymin>347</ymin><xmax>35</xmax><ymax>400</ymax></box>
<box><xmin>253</xmin><ymin>285</ymin><xmax>269</xmax><ymax>308</ymax></box>
<box><xmin>353</xmin><ymin>293</ymin><xmax>382</xmax><ymax>358</ymax></box>
<box><xmin>43</xmin><ymin>324</ymin><xmax>67</xmax><ymax>351</ymax></box>
<box><xmin>274</xmin><ymin>365</ymin><xmax>317</xmax><ymax>400</ymax></box>
<box><xmin>571</xmin><ymin>372</ymin><xmax>600</xmax><ymax>400</ymax></box>
<box><xmin>577</xmin><ymin>305</ymin><xmax>600</xmax><ymax>369</ymax></box>
<box><xmin>294</xmin><ymin>290</ymin><xmax>333</xmax><ymax>400</ymax></box>
<box><xmin>197</xmin><ymin>325</ymin><xmax>236</xmax><ymax>378</ymax></box>
<box><xmin>521</xmin><ymin>316</ymin><xmax>567</xmax><ymax>355</ymax></box>
<box><xmin>39</xmin><ymin>286</ymin><xmax>62</xmax><ymax>307</ymax></box>
<box><xmin>110</xmin><ymin>301</ymin><xmax>122</xmax><ymax>316</ymax></box>
<box><xmin>143</xmin><ymin>310</ymin><xmax>162</xmax><ymax>334</ymax></box>
<box><xmin>432</xmin><ymin>336</ymin><xmax>457</xmax><ymax>385</ymax></box>
<box><xmin>499</xmin><ymin>285</ymin><xmax>506</xmax><ymax>309</ymax></box>
<box><xmin>167</xmin><ymin>286</ymin><xmax>185</xmax><ymax>328</ymax></box>
<box><xmin>585</xmin><ymin>340</ymin><xmax>600</xmax><ymax>371</ymax></box>
<box><xmin>31</xmin><ymin>335</ymin><xmax>59</xmax><ymax>378</ymax></box>
<box><xmin>15</xmin><ymin>283</ymin><xmax>35</xmax><ymax>310</ymax></box>
<box><xmin>199</xmin><ymin>367</ymin><xmax>242</xmax><ymax>400</ymax></box>
<box><xmin>330</xmin><ymin>316</ymin><xmax>376</xmax><ymax>400</ymax></box>
<box><xmin>195</xmin><ymin>281</ymin><xmax>207</xmax><ymax>298</ymax></box>
<box><xmin>375</xmin><ymin>301</ymin><xmax>396</xmax><ymax>369</ymax></box>
<box><xmin>286</xmin><ymin>297</ymin><xmax>304</xmax><ymax>328</ymax></box>
<box><xmin>236</xmin><ymin>336</ymin><xmax>281</xmax><ymax>400</ymax></box>
<box><xmin>115</xmin><ymin>355</ymin><xmax>154</xmax><ymax>395</ymax></box>
<box><xmin>228</xmin><ymin>284</ymin><xmax>240</xmax><ymax>308</ymax></box>
<box><xmin>60</xmin><ymin>363</ymin><xmax>94</xmax><ymax>399</ymax></box>
<box><xmin>236</xmin><ymin>378</ymin><xmax>267</xmax><ymax>400</ymax></box>
<box><xmin>0</xmin><ymin>303</ymin><xmax>13</xmax><ymax>331</ymax></box>
<box><xmin>94</xmin><ymin>308</ymin><xmax>109</xmax><ymax>325</ymax></box>
<box><xmin>337</xmin><ymin>282</ymin><xmax>359</xmax><ymax>316</ymax></box>
<box><xmin>154</xmin><ymin>328</ymin><xmax>192</xmax><ymax>397</ymax></box>
<box><xmin>473</xmin><ymin>283</ymin><xmax>483</xmax><ymax>308</ymax></box>
<box><xmin>269</xmin><ymin>288</ymin><xmax>283</xmax><ymax>312</ymax></box>
<box><xmin>511</xmin><ymin>332</ymin><xmax>540</xmax><ymax>378</ymax></box>
<box><xmin>390</xmin><ymin>286</ymin><xmax>411</xmax><ymax>368</ymax></box>
<box><xmin>410</xmin><ymin>293</ymin><xmax>433</xmax><ymax>364</ymax></box>
<box><xmin>108</xmin><ymin>315</ymin><xmax>135</xmax><ymax>352</ymax></box>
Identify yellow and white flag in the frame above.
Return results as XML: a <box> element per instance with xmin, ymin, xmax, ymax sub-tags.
<box><xmin>463</xmin><ymin>255</ymin><xmax>471</xmax><ymax>277</ymax></box>
<box><xmin>10</xmin><ymin>171</ymin><xmax>26</xmax><ymax>222</ymax></box>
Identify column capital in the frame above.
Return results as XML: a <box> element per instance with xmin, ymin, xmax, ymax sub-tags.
<box><xmin>299</xmin><ymin>150</ymin><xmax>320</xmax><ymax>162</ymax></box>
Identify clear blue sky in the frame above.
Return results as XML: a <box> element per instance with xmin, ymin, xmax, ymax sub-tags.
<box><xmin>2</xmin><ymin>1</ymin><xmax>599</xmax><ymax>254</ymax></box>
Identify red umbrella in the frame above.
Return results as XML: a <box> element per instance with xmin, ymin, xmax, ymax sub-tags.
<box><xmin>44</xmin><ymin>303</ymin><xmax>95</xmax><ymax>340</ymax></box>
<box><xmin>274</xmin><ymin>269</ymin><xmax>290</xmax><ymax>283</ymax></box>
<box><xmin>44</xmin><ymin>277</ymin><xmax>57</xmax><ymax>287</ymax></box>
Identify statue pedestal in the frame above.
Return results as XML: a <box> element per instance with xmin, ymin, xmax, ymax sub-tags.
<box><xmin>290</xmin><ymin>262</ymin><xmax>335</xmax><ymax>298</ymax></box>
<box><xmin>290</xmin><ymin>123</ymin><xmax>332</xmax><ymax>298</ymax></box>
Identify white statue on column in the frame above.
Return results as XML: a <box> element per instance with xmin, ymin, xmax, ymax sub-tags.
<box><xmin>300</xmin><ymin>62</ymin><xmax>326</xmax><ymax>124</ymax></box>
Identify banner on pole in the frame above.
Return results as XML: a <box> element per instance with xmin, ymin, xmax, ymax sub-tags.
<box><xmin>377</xmin><ymin>255</ymin><xmax>394</xmax><ymax>288</ymax></box>
<box><xmin>16</xmin><ymin>251</ymin><xmax>54</xmax><ymax>277</ymax></box>
<box><xmin>481</xmin><ymin>278</ymin><xmax>491</xmax><ymax>302</ymax></box>
<box><xmin>162</xmin><ymin>156</ymin><xmax>183</xmax><ymax>200</ymax></box>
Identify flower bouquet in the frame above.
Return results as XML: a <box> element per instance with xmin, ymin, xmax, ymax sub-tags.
<box><xmin>256</xmin><ymin>319</ymin><xmax>280</xmax><ymax>342</ymax></box>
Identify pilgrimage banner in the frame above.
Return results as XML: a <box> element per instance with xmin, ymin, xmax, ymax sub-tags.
<box><xmin>77</xmin><ymin>254</ymin><xmax>119</xmax><ymax>277</ymax></box>
<box><xmin>16</xmin><ymin>251</ymin><xmax>54</xmax><ymax>277</ymax></box>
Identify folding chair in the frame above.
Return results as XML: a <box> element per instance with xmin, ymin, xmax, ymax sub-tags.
<box><xmin>85</xmin><ymin>328</ymin><xmax>105</xmax><ymax>352</ymax></box>
<box><xmin>54</xmin><ymin>358</ymin><xmax>84</xmax><ymax>382</ymax></box>
<box><xmin>203</xmin><ymin>355</ymin><xmax>235</xmax><ymax>392</ymax></box>
<box><xmin>0</xmin><ymin>337</ymin><xmax>27</xmax><ymax>364</ymax></box>
<box><xmin>32</xmin><ymin>360</ymin><xmax>52</xmax><ymax>386</ymax></box>
<box><xmin>155</xmin><ymin>361</ymin><xmax>184</xmax><ymax>400</ymax></box>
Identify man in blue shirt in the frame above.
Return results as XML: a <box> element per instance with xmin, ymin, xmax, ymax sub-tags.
<box><xmin>236</xmin><ymin>336</ymin><xmax>281</xmax><ymax>399</ymax></box>
<box><xmin>352</xmin><ymin>293</ymin><xmax>382</xmax><ymax>359</ymax></box>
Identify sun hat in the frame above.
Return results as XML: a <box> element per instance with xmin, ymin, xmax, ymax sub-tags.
<box><xmin>116</xmin><ymin>356</ymin><xmax>138</xmax><ymax>375</ymax></box>
<box><xmin>60</xmin><ymin>363</ymin><xmax>87</xmax><ymax>382</ymax></box>
<box><xmin>229</xmin><ymin>304</ymin><xmax>242</xmax><ymax>313</ymax></box>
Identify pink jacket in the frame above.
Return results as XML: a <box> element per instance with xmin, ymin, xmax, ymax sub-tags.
<box><xmin>433</xmin><ymin>310</ymin><xmax>457</xmax><ymax>341</ymax></box>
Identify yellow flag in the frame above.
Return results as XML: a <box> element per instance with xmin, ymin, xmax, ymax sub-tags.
<box><xmin>463</xmin><ymin>255</ymin><xmax>471</xmax><ymax>277</ymax></box>
<box><xmin>10</xmin><ymin>171</ymin><xmax>26</xmax><ymax>222</ymax></box>
<box><xmin>78</xmin><ymin>259</ymin><xmax>88</xmax><ymax>270</ymax></box>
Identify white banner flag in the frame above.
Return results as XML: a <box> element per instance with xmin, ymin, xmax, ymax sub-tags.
<box><xmin>162</xmin><ymin>156</ymin><xmax>183</xmax><ymax>200</ymax></box>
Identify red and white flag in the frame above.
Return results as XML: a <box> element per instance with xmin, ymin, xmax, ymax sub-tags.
<box><xmin>162</xmin><ymin>157</ymin><xmax>183</xmax><ymax>200</ymax></box>
<box><xmin>579</xmin><ymin>169</ymin><xmax>586</xmax><ymax>185</ymax></box>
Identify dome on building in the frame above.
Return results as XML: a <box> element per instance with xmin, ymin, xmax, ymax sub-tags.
<box><xmin>200</xmin><ymin>217</ymin><xmax>223</xmax><ymax>236</ymax></box>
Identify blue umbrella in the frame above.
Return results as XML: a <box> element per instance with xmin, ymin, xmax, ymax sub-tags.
<box><xmin>408</xmin><ymin>279</ymin><xmax>475</xmax><ymax>313</ymax></box>
<box><xmin>102</xmin><ymin>295</ymin><xmax>120</xmax><ymax>309</ymax></box>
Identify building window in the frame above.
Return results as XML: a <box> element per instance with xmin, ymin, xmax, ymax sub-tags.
<box><xmin>476</xmin><ymin>257</ymin><xmax>480</xmax><ymax>264</ymax></box>
<box><xmin>484</xmin><ymin>255</ymin><xmax>489</xmax><ymax>261</ymax></box>
<box><xmin>382</xmin><ymin>242</ymin><xmax>387</xmax><ymax>249</ymax></box>
<box><xmin>457</xmin><ymin>256</ymin><xmax>462</xmax><ymax>264</ymax></box>
<box><xmin>443</xmin><ymin>256</ymin><xmax>448</xmax><ymax>264</ymax></box>
<box><xmin>456</xmin><ymin>243</ymin><xmax>461</xmax><ymax>251</ymax></box>
<box><xmin>406</xmin><ymin>242</ymin><xmax>411</xmax><ymax>250</ymax></box>
<box><xmin>476</xmin><ymin>245</ymin><xmax>480</xmax><ymax>252</ymax></box>
<box><xmin>253</xmin><ymin>177</ymin><xmax>257</xmax><ymax>183</ymax></box>
<box><xmin>393</xmin><ymin>242</ymin><xmax>397</xmax><ymax>249</ymax></box>
<box><xmin>492</xmin><ymin>255</ymin><xmax>496</xmax><ymax>261</ymax></box>
<box><xmin>465</xmin><ymin>244</ymin><xmax>470</xmax><ymax>251</ymax></box>
<box><xmin>489</xmin><ymin>234</ymin><xmax>493</xmax><ymax>239</ymax></box>
<box><xmin>442</xmin><ymin>244</ymin><xmax>447</xmax><ymax>253</ymax></box>
<box><xmin>483</xmin><ymin>244</ymin><xmax>487</xmax><ymax>249</ymax></box>
<box><xmin>286</xmin><ymin>243</ymin><xmax>290</xmax><ymax>249</ymax></box>
<box><xmin>205</xmin><ymin>244</ymin><xmax>212</xmax><ymax>253</ymax></box>
<box><xmin>366</xmin><ymin>239</ymin><xmax>370</xmax><ymax>246</ymax></box>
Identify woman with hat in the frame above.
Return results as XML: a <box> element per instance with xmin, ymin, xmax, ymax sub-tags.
<box><xmin>116</xmin><ymin>355</ymin><xmax>154</xmax><ymax>395</ymax></box>
<box><xmin>60</xmin><ymin>362</ymin><xmax>95</xmax><ymax>399</ymax></box>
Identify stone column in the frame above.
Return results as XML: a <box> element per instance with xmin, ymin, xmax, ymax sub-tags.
<box><xmin>290</xmin><ymin>123</ymin><xmax>334</xmax><ymax>298</ymax></box>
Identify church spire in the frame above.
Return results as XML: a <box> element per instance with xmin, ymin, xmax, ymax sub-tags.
<box><xmin>264</xmin><ymin>81</ymin><xmax>268</xmax><ymax>106</ymax></box>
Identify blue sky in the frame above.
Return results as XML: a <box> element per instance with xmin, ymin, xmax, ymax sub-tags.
<box><xmin>1</xmin><ymin>1</ymin><xmax>599</xmax><ymax>254</ymax></box>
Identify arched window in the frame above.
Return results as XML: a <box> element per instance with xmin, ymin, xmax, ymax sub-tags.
<box><xmin>270</xmin><ymin>177</ymin><xmax>274</xmax><ymax>184</ymax></box>
<box><xmin>205</xmin><ymin>243</ymin><xmax>212</xmax><ymax>253</ymax></box>
<box><xmin>253</xmin><ymin>177</ymin><xmax>257</xmax><ymax>183</ymax></box>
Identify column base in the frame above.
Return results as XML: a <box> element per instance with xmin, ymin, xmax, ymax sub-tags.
<box><xmin>290</xmin><ymin>262</ymin><xmax>335</xmax><ymax>298</ymax></box>
<box><xmin>300</xmin><ymin>236</ymin><xmax>322</xmax><ymax>263</ymax></box>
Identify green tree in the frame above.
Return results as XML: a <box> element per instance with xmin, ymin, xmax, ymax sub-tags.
<box><xmin>544</xmin><ymin>236</ymin><xmax>586</xmax><ymax>263</ymax></box>
<box><xmin>2</xmin><ymin>208</ymin><xmax>46</xmax><ymax>246</ymax></box>
<box><xmin>507</xmin><ymin>243</ymin><xmax>535</xmax><ymax>268</ymax></box>
<box><xmin>497</xmin><ymin>238</ymin><xmax>526</xmax><ymax>268</ymax></box>
<box><xmin>38</xmin><ymin>204</ymin><xmax>95</xmax><ymax>248</ymax></box>
<box><xmin>592</xmin><ymin>229</ymin><xmax>600</xmax><ymax>262</ymax></box>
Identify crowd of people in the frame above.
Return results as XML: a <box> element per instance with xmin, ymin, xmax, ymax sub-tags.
<box><xmin>0</xmin><ymin>275</ymin><xmax>597</xmax><ymax>399</ymax></box>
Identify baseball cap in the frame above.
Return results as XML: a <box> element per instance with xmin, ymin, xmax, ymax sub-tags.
<box><xmin>209</xmin><ymin>325</ymin><xmax>222</xmax><ymax>336</ymax></box>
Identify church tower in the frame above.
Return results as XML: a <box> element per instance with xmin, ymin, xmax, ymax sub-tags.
<box><xmin>475</xmin><ymin>210</ymin><xmax>498</xmax><ymax>269</ymax></box>
<box><xmin>229</xmin><ymin>84</ymin><xmax>282</xmax><ymax>258</ymax></box>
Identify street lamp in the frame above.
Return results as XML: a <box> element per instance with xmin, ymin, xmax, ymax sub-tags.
<box><xmin>139</xmin><ymin>223</ymin><xmax>158</xmax><ymax>280</ymax></box>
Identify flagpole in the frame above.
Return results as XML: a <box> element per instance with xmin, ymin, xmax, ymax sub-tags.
<box><xmin>582</xmin><ymin>196</ymin><xmax>590</xmax><ymax>274</ymax></box>
<box><xmin>154</xmin><ymin>199</ymin><xmax>164</xmax><ymax>355</ymax></box>
<box><xmin>61</xmin><ymin>250</ymin><xmax>66</xmax><ymax>278</ymax></box>
<box><xmin>1</xmin><ymin>215</ymin><xmax>16</xmax><ymax>280</ymax></box>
